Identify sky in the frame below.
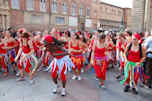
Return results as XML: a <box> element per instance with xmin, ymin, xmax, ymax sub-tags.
<box><xmin>101</xmin><ymin>0</ymin><xmax>133</xmax><ymax>8</ymax></box>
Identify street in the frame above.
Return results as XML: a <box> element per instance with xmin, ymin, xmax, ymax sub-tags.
<box><xmin>0</xmin><ymin>69</ymin><xmax>152</xmax><ymax>101</ymax></box>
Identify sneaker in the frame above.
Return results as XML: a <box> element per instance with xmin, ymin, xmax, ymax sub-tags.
<box><xmin>43</xmin><ymin>68</ymin><xmax>49</xmax><ymax>72</ymax></box>
<box><xmin>3</xmin><ymin>72</ymin><xmax>8</xmax><ymax>77</ymax></box>
<box><xmin>95</xmin><ymin>77</ymin><xmax>99</xmax><ymax>81</ymax></box>
<box><xmin>61</xmin><ymin>88</ymin><xmax>66</xmax><ymax>96</ymax></box>
<box><xmin>16</xmin><ymin>72</ymin><xmax>20</xmax><ymax>77</ymax></box>
<box><xmin>144</xmin><ymin>85</ymin><xmax>152</xmax><ymax>89</ymax></box>
<box><xmin>116</xmin><ymin>75</ymin><xmax>121</xmax><ymax>80</ymax></box>
<box><xmin>132</xmin><ymin>88</ymin><xmax>138</xmax><ymax>95</ymax></box>
<box><xmin>81</xmin><ymin>69</ymin><xmax>84</xmax><ymax>73</ymax></box>
<box><xmin>124</xmin><ymin>85</ymin><xmax>130</xmax><ymax>92</ymax></box>
<box><xmin>16</xmin><ymin>77</ymin><xmax>25</xmax><ymax>81</ymax></box>
<box><xmin>52</xmin><ymin>85</ymin><xmax>58</xmax><ymax>94</ymax></box>
<box><xmin>72</xmin><ymin>75</ymin><xmax>77</xmax><ymax>80</ymax></box>
<box><xmin>78</xmin><ymin>76</ymin><xmax>82</xmax><ymax>80</ymax></box>
<box><xmin>29</xmin><ymin>79</ymin><xmax>35</xmax><ymax>84</ymax></box>
<box><xmin>101</xmin><ymin>85</ymin><xmax>106</xmax><ymax>89</ymax></box>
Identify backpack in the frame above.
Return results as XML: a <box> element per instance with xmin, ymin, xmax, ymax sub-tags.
<box><xmin>126</xmin><ymin>43</ymin><xmax>143</xmax><ymax>59</ymax></box>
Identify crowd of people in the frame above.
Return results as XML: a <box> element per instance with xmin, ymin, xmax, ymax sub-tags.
<box><xmin>0</xmin><ymin>27</ymin><xmax>152</xmax><ymax>96</ymax></box>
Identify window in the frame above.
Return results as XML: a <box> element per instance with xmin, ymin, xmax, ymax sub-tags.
<box><xmin>72</xmin><ymin>3</ymin><xmax>76</xmax><ymax>16</ymax></box>
<box><xmin>40</xmin><ymin>0</ymin><xmax>46</xmax><ymax>12</ymax></box>
<box><xmin>27</xmin><ymin>0</ymin><xmax>34</xmax><ymax>11</ymax></box>
<box><xmin>94</xmin><ymin>10</ymin><xmax>97</xmax><ymax>17</ymax></box>
<box><xmin>11</xmin><ymin>0</ymin><xmax>19</xmax><ymax>9</ymax></box>
<box><xmin>56</xmin><ymin>17</ymin><xmax>65</xmax><ymax>25</ymax></box>
<box><xmin>62</xmin><ymin>2</ymin><xmax>67</xmax><ymax>14</ymax></box>
<box><xmin>86</xmin><ymin>8</ymin><xmax>90</xmax><ymax>17</ymax></box>
<box><xmin>79</xmin><ymin>6</ymin><xmax>84</xmax><ymax>16</ymax></box>
<box><xmin>52</xmin><ymin>0</ymin><xmax>58</xmax><ymax>13</ymax></box>
<box><xmin>93</xmin><ymin>0</ymin><xmax>97</xmax><ymax>3</ymax></box>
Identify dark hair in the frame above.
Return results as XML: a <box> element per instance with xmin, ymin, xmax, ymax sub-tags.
<box><xmin>89</xmin><ymin>33</ymin><xmax>93</xmax><ymax>39</ymax></box>
<box><xmin>75</xmin><ymin>33</ymin><xmax>80</xmax><ymax>39</ymax></box>
<box><xmin>126</xmin><ymin>31</ymin><xmax>132</xmax><ymax>36</ymax></box>
<box><xmin>119</xmin><ymin>34</ymin><xmax>126</xmax><ymax>39</ymax></box>
<box><xmin>99</xmin><ymin>34</ymin><xmax>106</xmax><ymax>40</ymax></box>
<box><xmin>65</xmin><ymin>31</ymin><xmax>71</xmax><ymax>37</ymax></box>
<box><xmin>80</xmin><ymin>34</ymin><xmax>87</xmax><ymax>43</ymax></box>
<box><xmin>53</xmin><ymin>37</ymin><xmax>66</xmax><ymax>46</ymax></box>
<box><xmin>22</xmin><ymin>32</ymin><xmax>30</xmax><ymax>38</ymax></box>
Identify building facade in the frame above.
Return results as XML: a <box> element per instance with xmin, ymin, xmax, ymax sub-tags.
<box><xmin>99</xmin><ymin>2</ymin><xmax>131</xmax><ymax>31</ymax></box>
<box><xmin>8</xmin><ymin>0</ymin><xmax>100</xmax><ymax>31</ymax></box>
<box><xmin>124</xmin><ymin>8</ymin><xmax>132</xmax><ymax>30</ymax></box>
<box><xmin>132</xmin><ymin>0</ymin><xmax>152</xmax><ymax>32</ymax></box>
<box><xmin>0</xmin><ymin>0</ymin><xmax>132</xmax><ymax>31</ymax></box>
<box><xmin>0</xmin><ymin>0</ymin><xmax>10</xmax><ymax>30</ymax></box>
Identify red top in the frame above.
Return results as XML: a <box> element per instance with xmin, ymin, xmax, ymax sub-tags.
<box><xmin>107</xmin><ymin>43</ymin><xmax>113</xmax><ymax>51</ymax></box>
<box><xmin>70</xmin><ymin>41</ymin><xmax>81</xmax><ymax>55</ymax></box>
<box><xmin>21</xmin><ymin>39</ymin><xmax>31</xmax><ymax>54</ymax></box>
<box><xmin>64</xmin><ymin>42</ymin><xmax>68</xmax><ymax>49</ymax></box>
<box><xmin>7</xmin><ymin>41</ymin><xmax>16</xmax><ymax>47</ymax></box>
<box><xmin>0</xmin><ymin>44</ymin><xmax>7</xmax><ymax>54</ymax></box>
<box><xmin>118</xmin><ymin>41</ymin><xmax>127</xmax><ymax>52</ymax></box>
<box><xmin>32</xmin><ymin>41</ymin><xmax>38</xmax><ymax>52</ymax></box>
<box><xmin>55</xmin><ymin>50</ymin><xmax>64</xmax><ymax>59</ymax></box>
<box><xmin>94</xmin><ymin>46</ymin><xmax>106</xmax><ymax>57</ymax></box>
<box><xmin>127</xmin><ymin>49</ymin><xmax>141</xmax><ymax>62</ymax></box>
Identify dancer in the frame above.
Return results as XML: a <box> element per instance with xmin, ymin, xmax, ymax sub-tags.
<box><xmin>120</xmin><ymin>33</ymin><xmax>146</xmax><ymax>94</ymax></box>
<box><xmin>70</xmin><ymin>33</ymin><xmax>84</xmax><ymax>80</ymax></box>
<box><xmin>91</xmin><ymin>34</ymin><xmax>107</xmax><ymax>88</ymax></box>
<box><xmin>0</xmin><ymin>35</ymin><xmax>8</xmax><ymax>76</ymax></box>
<box><xmin>44</xmin><ymin>35</ymin><xmax>72</xmax><ymax>96</ymax></box>
<box><xmin>15</xmin><ymin>32</ymin><xmax>38</xmax><ymax>83</ymax></box>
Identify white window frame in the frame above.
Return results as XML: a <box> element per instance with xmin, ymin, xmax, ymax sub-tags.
<box><xmin>40</xmin><ymin>0</ymin><xmax>46</xmax><ymax>12</ymax></box>
<box><xmin>71</xmin><ymin>3</ymin><xmax>76</xmax><ymax>16</ymax></box>
<box><xmin>86</xmin><ymin>8</ymin><xmax>91</xmax><ymax>17</ymax></box>
<box><xmin>26</xmin><ymin>0</ymin><xmax>34</xmax><ymax>11</ymax></box>
<box><xmin>11</xmin><ymin>0</ymin><xmax>20</xmax><ymax>9</ymax></box>
<box><xmin>62</xmin><ymin>2</ymin><xmax>67</xmax><ymax>14</ymax></box>
<box><xmin>52</xmin><ymin>0</ymin><xmax>58</xmax><ymax>13</ymax></box>
<box><xmin>79</xmin><ymin>6</ymin><xmax>83</xmax><ymax>16</ymax></box>
<box><xmin>55</xmin><ymin>16</ymin><xmax>65</xmax><ymax>25</ymax></box>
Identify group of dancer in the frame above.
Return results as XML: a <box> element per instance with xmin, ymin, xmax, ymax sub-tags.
<box><xmin>0</xmin><ymin>27</ymin><xmax>152</xmax><ymax>96</ymax></box>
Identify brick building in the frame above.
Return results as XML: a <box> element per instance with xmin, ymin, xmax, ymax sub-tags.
<box><xmin>99</xmin><ymin>2</ymin><xmax>124</xmax><ymax>31</ymax></box>
<box><xmin>0</xmin><ymin>0</ymin><xmax>132</xmax><ymax>32</ymax></box>
<box><xmin>124</xmin><ymin>8</ymin><xmax>132</xmax><ymax>30</ymax></box>
<box><xmin>99</xmin><ymin>2</ymin><xmax>131</xmax><ymax>31</ymax></box>
<box><xmin>0</xmin><ymin>0</ymin><xmax>10</xmax><ymax>30</ymax></box>
<box><xmin>8</xmin><ymin>0</ymin><xmax>100</xmax><ymax>31</ymax></box>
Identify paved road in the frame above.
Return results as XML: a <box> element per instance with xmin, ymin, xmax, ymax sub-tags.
<box><xmin>0</xmin><ymin>69</ymin><xmax>152</xmax><ymax>101</ymax></box>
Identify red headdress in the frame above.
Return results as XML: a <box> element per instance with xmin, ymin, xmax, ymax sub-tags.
<box><xmin>44</xmin><ymin>35</ymin><xmax>54</xmax><ymax>44</ymax></box>
<box><xmin>18</xmin><ymin>28</ymin><xmax>26</xmax><ymax>34</ymax></box>
<box><xmin>133</xmin><ymin>33</ymin><xmax>141</xmax><ymax>40</ymax></box>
